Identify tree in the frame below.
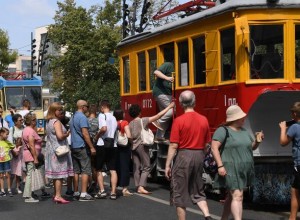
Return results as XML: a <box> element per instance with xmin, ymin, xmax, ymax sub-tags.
<box><xmin>48</xmin><ymin>0</ymin><xmax>122</xmax><ymax>110</ymax></box>
<box><xmin>124</xmin><ymin>0</ymin><xmax>179</xmax><ymax>37</ymax></box>
<box><xmin>0</xmin><ymin>29</ymin><xmax>17</xmax><ymax>72</ymax></box>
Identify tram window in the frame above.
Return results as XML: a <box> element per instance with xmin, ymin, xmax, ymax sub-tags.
<box><xmin>250</xmin><ymin>25</ymin><xmax>283</xmax><ymax>79</ymax></box>
<box><xmin>138</xmin><ymin>52</ymin><xmax>146</xmax><ymax>91</ymax></box>
<box><xmin>178</xmin><ymin>41</ymin><xmax>189</xmax><ymax>86</ymax></box>
<box><xmin>295</xmin><ymin>25</ymin><xmax>300</xmax><ymax>78</ymax></box>
<box><xmin>193</xmin><ymin>36</ymin><xmax>206</xmax><ymax>85</ymax></box>
<box><xmin>221</xmin><ymin>28</ymin><xmax>235</xmax><ymax>81</ymax></box>
<box><xmin>162</xmin><ymin>43</ymin><xmax>174</xmax><ymax>62</ymax></box>
<box><xmin>148</xmin><ymin>49</ymin><xmax>157</xmax><ymax>90</ymax></box>
<box><xmin>122</xmin><ymin>56</ymin><xmax>130</xmax><ymax>93</ymax></box>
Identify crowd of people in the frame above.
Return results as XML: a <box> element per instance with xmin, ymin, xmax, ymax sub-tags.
<box><xmin>0</xmin><ymin>88</ymin><xmax>299</xmax><ymax>220</ymax></box>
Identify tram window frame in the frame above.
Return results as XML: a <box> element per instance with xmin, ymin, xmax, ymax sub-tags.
<box><xmin>137</xmin><ymin>51</ymin><xmax>146</xmax><ymax>92</ymax></box>
<box><xmin>295</xmin><ymin>25</ymin><xmax>300</xmax><ymax>79</ymax></box>
<box><xmin>192</xmin><ymin>36</ymin><xmax>206</xmax><ymax>85</ymax></box>
<box><xmin>177</xmin><ymin>40</ymin><xmax>189</xmax><ymax>87</ymax></box>
<box><xmin>250</xmin><ymin>24</ymin><xmax>284</xmax><ymax>79</ymax></box>
<box><xmin>220</xmin><ymin>27</ymin><xmax>236</xmax><ymax>82</ymax></box>
<box><xmin>148</xmin><ymin>48</ymin><xmax>157</xmax><ymax>90</ymax></box>
<box><xmin>122</xmin><ymin>56</ymin><xmax>130</xmax><ymax>94</ymax></box>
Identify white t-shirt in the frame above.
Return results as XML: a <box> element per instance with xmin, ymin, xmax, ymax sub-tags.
<box><xmin>96</xmin><ymin>112</ymin><xmax>117</xmax><ymax>147</ymax></box>
<box><xmin>19</xmin><ymin>110</ymin><xmax>30</xmax><ymax>118</ymax></box>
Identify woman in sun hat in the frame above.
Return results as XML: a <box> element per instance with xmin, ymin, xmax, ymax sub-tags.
<box><xmin>210</xmin><ymin>105</ymin><xmax>264</xmax><ymax>220</ymax></box>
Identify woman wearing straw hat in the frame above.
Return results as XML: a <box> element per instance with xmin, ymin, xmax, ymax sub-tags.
<box><xmin>211</xmin><ymin>105</ymin><xmax>264</xmax><ymax>220</ymax></box>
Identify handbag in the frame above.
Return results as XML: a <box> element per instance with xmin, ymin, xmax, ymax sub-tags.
<box><xmin>140</xmin><ymin>119</ymin><xmax>154</xmax><ymax>146</ymax></box>
<box><xmin>55</xmin><ymin>145</ymin><xmax>70</xmax><ymax>157</ymax></box>
<box><xmin>203</xmin><ymin>126</ymin><xmax>229</xmax><ymax>175</ymax></box>
<box><xmin>117</xmin><ymin>130</ymin><xmax>128</xmax><ymax>147</ymax></box>
<box><xmin>31</xmin><ymin>167</ymin><xmax>45</xmax><ymax>191</ymax></box>
<box><xmin>117</xmin><ymin>120</ymin><xmax>128</xmax><ymax>147</ymax></box>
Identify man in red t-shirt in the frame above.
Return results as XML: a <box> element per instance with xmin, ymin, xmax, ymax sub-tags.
<box><xmin>165</xmin><ymin>90</ymin><xmax>213</xmax><ymax>220</ymax></box>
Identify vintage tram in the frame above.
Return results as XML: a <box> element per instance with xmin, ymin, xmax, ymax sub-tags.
<box><xmin>117</xmin><ymin>0</ymin><xmax>300</xmax><ymax>204</ymax></box>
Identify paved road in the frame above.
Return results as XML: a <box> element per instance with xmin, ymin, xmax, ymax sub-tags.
<box><xmin>0</xmin><ymin>176</ymin><xmax>295</xmax><ymax>220</ymax></box>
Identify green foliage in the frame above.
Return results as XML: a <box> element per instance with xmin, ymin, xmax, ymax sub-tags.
<box><xmin>48</xmin><ymin>0</ymin><xmax>121</xmax><ymax>111</ymax></box>
<box><xmin>0</xmin><ymin>29</ymin><xmax>17</xmax><ymax>72</ymax></box>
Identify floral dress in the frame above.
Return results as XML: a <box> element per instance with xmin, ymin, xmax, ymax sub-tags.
<box><xmin>45</xmin><ymin>119</ymin><xmax>74</xmax><ymax>179</ymax></box>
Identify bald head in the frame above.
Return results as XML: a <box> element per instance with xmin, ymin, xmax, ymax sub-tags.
<box><xmin>179</xmin><ymin>90</ymin><xmax>196</xmax><ymax>109</ymax></box>
<box><xmin>77</xmin><ymin>100</ymin><xmax>88</xmax><ymax>111</ymax></box>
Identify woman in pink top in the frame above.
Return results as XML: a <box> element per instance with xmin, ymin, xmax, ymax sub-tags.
<box><xmin>22</xmin><ymin>113</ymin><xmax>43</xmax><ymax>203</ymax></box>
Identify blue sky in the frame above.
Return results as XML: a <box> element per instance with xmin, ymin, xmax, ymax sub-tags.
<box><xmin>0</xmin><ymin>0</ymin><xmax>186</xmax><ymax>55</ymax></box>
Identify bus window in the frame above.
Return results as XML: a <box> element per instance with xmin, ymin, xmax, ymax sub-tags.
<box><xmin>5</xmin><ymin>87</ymin><xmax>42</xmax><ymax>110</ymax></box>
<box><xmin>5</xmin><ymin>87</ymin><xmax>23</xmax><ymax>109</ymax></box>
<box><xmin>122</xmin><ymin>56</ymin><xmax>130</xmax><ymax>93</ymax></box>
<box><xmin>221</xmin><ymin>27</ymin><xmax>235</xmax><ymax>81</ymax></box>
<box><xmin>24</xmin><ymin>87</ymin><xmax>42</xmax><ymax>109</ymax></box>
<box><xmin>193</xmin><ymin>36</ymin><xmax>206</xmax><ymax>85</ymax></box>
<box><xmin>295</xmin><ymin>25</ymin><xmax>300</xmax><ymax>78</ymax></box>
<box><xmin>148</xmin><ymin>48</ymin><xmax>157</xmax><ymax>90</ymax></box>
<box><xmin>178</xmin><ymin>40</ymin><xmax>189</xmax><ymax>86</ymax></box>
<box><xmin>138</xmin><ymin>52</ymin><xmax>146</xmax><ymax>91</ymax></box>
<box><xmin>250</xmin><ymin>25</ymin><xmax>283</xmax><ymax>79</ymax></box>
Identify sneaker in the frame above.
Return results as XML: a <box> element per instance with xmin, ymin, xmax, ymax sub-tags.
<box><xmin>152</xmin><ymin>121</ymin><xmax>163</xmax><ymax>130</ymax></box>
<box><xmin>25</xmin><ymin>197</ymin><xmax>39</xmax><ymax>203</ymax></box>
<box><xmin>17</xmin><ymin>188</ymin><xmax>22</xmax><ymax>194</ymax></box>
<box><xmin>94</xmin><ymin>191</ymin><xmax>107</xmax><ymax>199</ymax></box>
<box><xmin>0</xmin><ymin>192</ymin><xmax>6</xmax><ymax>197</ymax></box>
<box><xmin>79</xmin><ymin>193</ymin><xmax>94</xmax><ymax>202</ymax></box>
<box><xmin>8</xmin><ymin>191</ymin><xmax>13</xmax><ymax>197</ymax></box>
<box><xmin>41</xmin><ymin>192</ymin><xmax>51</xmax><ymax>198</ymax></box>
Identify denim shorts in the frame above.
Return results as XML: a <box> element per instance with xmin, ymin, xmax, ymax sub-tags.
<box><xmin>71</xmin><ymin>147</ymin><xmax>92</xmax><ymax>175</ymax></box>
<box><xmin>0</xmin><ymin>161</ymin><xmax>11</xmax><ymax>173</ymax></box>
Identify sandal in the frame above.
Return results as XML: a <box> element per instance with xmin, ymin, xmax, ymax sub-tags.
<box><xmin>110</xmin><ymin>193</ymin><xmax>117</xmax><ymax>200</ymax></box>
<box><xmin>122</xmin><ymin>189</ymin><xmax>133</xmax><ymax>197</ymax></box>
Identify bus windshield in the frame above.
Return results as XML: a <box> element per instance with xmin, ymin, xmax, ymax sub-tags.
<box><xmin>5</xmin><ymin>87</ymin><xmax>42</xmax><ymax>110</ymax></box>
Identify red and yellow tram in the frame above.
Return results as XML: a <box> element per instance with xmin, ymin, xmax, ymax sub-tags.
<box><xmin>117</xmin><ymin>0</ymin><xmax>300</xmax><ymax>204</ymax></box>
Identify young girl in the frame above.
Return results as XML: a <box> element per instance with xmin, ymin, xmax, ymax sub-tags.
<box><xmin>8</xmin><ymin>114</ymin><xmax>24</xmax><ymax>194</ymax></box>
<box><xmin>0</xmin><ymin>127</ymin><xmax>15</xmax><ymax>196</ymax></box>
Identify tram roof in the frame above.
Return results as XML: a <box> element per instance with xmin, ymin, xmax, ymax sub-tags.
<box><xmin>0</xmin><ymin>74</ymin><xmax>42</xmax><ymax>90</ymax></box>
<box><xmin>118</xmin><ymin>0</ymin><xmax>300</xmax><ymax>48</ymax></box>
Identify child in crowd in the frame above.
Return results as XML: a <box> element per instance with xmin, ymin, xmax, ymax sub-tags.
<box><xmin>0</xmin><ymin>127</ymin><xmax>15</xmax><ymax>196</ymax></box>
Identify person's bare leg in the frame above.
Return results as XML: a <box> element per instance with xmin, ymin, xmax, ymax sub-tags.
<box><xmin>73</xmin><ymin>173</ymin><xmax>79</xmax><ymax>192</ymax></box>
<box><xmin>110</xmin><ymin>170</ymin><xmax>117</xmax><ymax>195</ymax></box>
<box><xmin>81</xmin><ymin>174</ymin><xmax>89</xmax><ymax>193</ymax></box>
<box><xmin>197</xmin><ymin>200</ymin><xmax>211</xmax><ymax>218</ymax></box>
<box><xmin>230</xmin><ymin>190</ymin><xmax>243</xmax><ymax>220</ymax></box>
<box><xmin>97</xmin><ymin>171</ymin><xmax>105</xmax><ymax>192</ymax></box>
<box><xmin>176</xmin><ymin>206</ymin><xmax>186</xmax><ymax>220</ymax></box>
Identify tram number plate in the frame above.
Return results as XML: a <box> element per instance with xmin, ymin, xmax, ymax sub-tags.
<box><xmin>143</xmin><ymin>99</ymin><xmax>152</xmax><ymax>109</ymax></box>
